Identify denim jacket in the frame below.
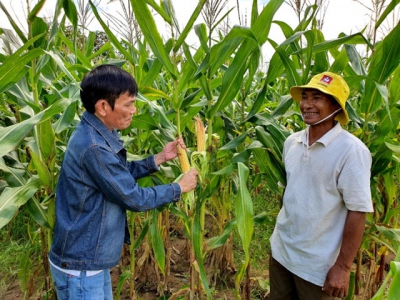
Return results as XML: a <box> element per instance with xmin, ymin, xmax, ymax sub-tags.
<box><xmin>49</xmin><ymin>112</ymin><xmax>181</xmax><ymax>270</ymax></box>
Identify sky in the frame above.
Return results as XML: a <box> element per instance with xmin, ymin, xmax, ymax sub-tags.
<box><xmin>0</xmin><ymin>0</ymin><xmax>384</xmax><ymax>61</ymax></box>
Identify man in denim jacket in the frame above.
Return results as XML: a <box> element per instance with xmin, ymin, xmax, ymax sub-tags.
<box><xmin>49</xmin><ymin>64</ymin><xmax>198</xmax><ymax>299</ymax></box>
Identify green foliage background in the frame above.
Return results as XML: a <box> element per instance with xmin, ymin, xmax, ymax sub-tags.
<box><xmin>0</xmin><ymin>0</ymin><xmax>399</xmax><ymax>299</ymax></box>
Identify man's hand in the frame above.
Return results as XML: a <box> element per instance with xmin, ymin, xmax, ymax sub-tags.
<box><xmin>322</xmin><ymin>264</ymin><xmax>350</xmax><ymax>298</ymax></box>
<box><xmin>178</xmin><ymin>168</ymin><xmax>198</xmax><ymax>193</ymax></box>
<box><xmin>155</xmin><ymin>138</ymin><xmax>186</xmax><ymax>165</ymax></box>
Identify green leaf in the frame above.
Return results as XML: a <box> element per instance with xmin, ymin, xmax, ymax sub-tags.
<box><xmin>208</xmin><ymin>39</ymin><xmax>257</xmax><ymax>119</ymax></box>
<box><xmin>388</xmin><ymin>261</ymin><xmax>400</xmax><ymax>298</ymax></box>
<box><xmin>0</xmin><ymin>98</ymin><xmax>70</xmax><ymax>157</ymax></box>
<box><xmin>389</xmin><ymin>65</ymin><xmax>400</xmax><ymax>104</ymax></box>
<box><xmin>253</xmin><ymin>148</ymin><xmax>286</xmax><ymax>193</ymax></box>
<box><xmin>235</xmin><ymin>163</ymin><xmax>254</xmax><ymax>256</ymax></box>
<box><xmin>362</xmin><ymin>22</ymin><xmax>400</xmax><ymax>115</ymax></box>
<box><xmin>376</xmin><ymin>0</ymin><xmax>400</xmax><ymax>28</ymax></box>
<box><xmin>133</xmin><ymin>218</ymin><xmax>149</xmax><ymax>251</ymax></box>
<box><xmin>57</xmin><ymin>32</ymin><xmax>92</xmax><ymax>67</ymax></box>
<box><xmin>251</xmin><ymin>0</ymin><xmax>284</xmax><ymax>45</ymax></box>
<box><xmin>139</xmin><ymin>86</ymin><xmax>171</xmax><ymax>101</ymax></box>
<box><xmin>89</xmin><ymin>1</ymin><xmax>135</xmax><ymax>66</ymax></box>
<box><xmin>219</xmin><ymin>131</ymin><xmax>248</xmax><ymax>150</ymax></box>
<box><xmin>25</xmin><ymin>197</ymin><xmax>51</xmax><ymax>229</ymax></box>
<box><xmin>130</xmin><ymin>0</ymin><xmax>176</xmax><ymax>78</ymax></box>
<box><xmin>32</xmin><ymin>17</ymin><xmax>48</xmax><ymax>49</ymax></box>
<box><xmin>0</xmin><ymin>177</ymin><xmax>41</xmax><ymax>229</ymax></box>
<box><xmin>150</xmin><ymin>210</ymin><xmax>165</xmax><ymax>275</ymax></box>
<box><xmin>62</xmin><ymin>0</ymin><xmax>78</xmax><ymax>32</ymax></box>
<box><xmin>131</xmin><ymin>115</ymin><xmax>158</xmax><ymax>130</ymax></box>
<box><xmin>194</xmin><ymin>23</ymin><xmax>209</xmax><ymax>52</ymax></box>
<box><xmin>53</xmin><ymin>100</ymin><xmax>78</xmax><ymax>134</ymax></box>
<box><xmin>0</xmin><ymin>45</ymin><xmax>44</xmax><ymax>94</ymax></box>
<box><xmin>206</xmin><ymin>220</ymin><xmax>235</xmax><ymax>250</ymax></box>
<box><xmin>44</xmin><ymin>50</ymin><xmax>78</xmax><ymax>82</ymax></box>
<box><xmin>234</xmin><ymin>163</ymin><xmax>254</xmax><ymax>293</ymax></box>
<box><xmin>274</xmin><ymin>46</ymin><xmax>302</xmax><ymax>87</ymax></box>
<box><xmin>174</xmin><ymin>0</ymin><xmax>207</xmax><ymax>52</ymax></box>
<box><xmin>0</xmin><ymin>2</ymin><xmax>28</xmax><ymax>43</ymax></box>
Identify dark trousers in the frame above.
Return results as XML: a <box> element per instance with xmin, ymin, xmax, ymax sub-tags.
<box><xmin>269</xmin><ymin>256</ymin><xmax>338</xmax><ymax>300</ymax></box>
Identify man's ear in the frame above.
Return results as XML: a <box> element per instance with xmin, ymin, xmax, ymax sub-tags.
<box><xmin>94</xmin><ymin>100</ymin><xmax>108</xmax><ymax>117</ymax></box>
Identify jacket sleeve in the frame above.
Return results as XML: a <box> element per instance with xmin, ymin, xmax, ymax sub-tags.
<box><xmin>81</xmin><ymin>145</ymin><xmax>181</xmax><ymax>212</ymax></box>
<box><xmin>127</xmin><ymin>155</ymin><xmax>159</xmax><ymax>180</ymax></box>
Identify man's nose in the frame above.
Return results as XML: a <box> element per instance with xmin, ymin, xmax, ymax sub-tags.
<box><xmin>301</xmin><ymin>98</ymin><xmax>313</xmax><ymax>108</ymax></box>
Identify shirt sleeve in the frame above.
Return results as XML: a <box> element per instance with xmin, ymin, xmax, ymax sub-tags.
<box><xmin>82</xmin><ymin>145</ymin><xmax>181</xmax><ymax>212</ymax></box>
<box><xmin>338</xmin><ymin>148</ymin><xmax>374</xmax><ymax>212</ymax></box>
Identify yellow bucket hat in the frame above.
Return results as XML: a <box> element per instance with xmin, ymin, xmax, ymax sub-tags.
<box><xmin>290</xmin><ymin>72</ymin><xmax>350</xmax><ymax>125</ymax></box>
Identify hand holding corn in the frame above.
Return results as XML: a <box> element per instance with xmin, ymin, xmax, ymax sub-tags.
<box><xmin>178</xmin><ymin>168</ymin><xmax>198</xmax><ymax>193</ymax></box>
<box><xmin>155</xmin><ymin>137</ymin><xmax>187</xmax><ymax>165</ymax></box>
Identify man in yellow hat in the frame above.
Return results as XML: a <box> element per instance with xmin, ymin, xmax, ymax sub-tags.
<box><xmin>269</xmin><ymin>72</ymin><xmax>373</xmax><ymax>299</ymax></box>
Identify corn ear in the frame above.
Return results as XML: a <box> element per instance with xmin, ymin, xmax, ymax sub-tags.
<box><xmin>194</xmin><ymin>117</ymin><xmax>206</xmax><ymax>152</ymax></box>
<box><xmin>177</xmin><ymin>144</ymin><xmax>190</xmax><ymax>173</ymax></box>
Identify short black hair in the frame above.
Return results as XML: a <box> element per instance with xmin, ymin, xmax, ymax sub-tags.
<box><xmin>80</xmin><ymin>64</ymin><xmax>138</xmax><ymax>113</ymax></box>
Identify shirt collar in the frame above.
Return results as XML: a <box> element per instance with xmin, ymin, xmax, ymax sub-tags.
<box><xmin>297</xmin><ymin>122</ymin><xmax>343</xmax><ymax>147</ymax></box>
<box><xmin>82</xmin><ymin>111</ymin><xmax>124</xmax><ymax>153</ymax></box>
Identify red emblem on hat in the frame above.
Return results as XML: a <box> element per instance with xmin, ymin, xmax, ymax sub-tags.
<box><xmin>320</xmin><ymin>75</ymin><xmax>333</xmax><ymax>84</ymax></box>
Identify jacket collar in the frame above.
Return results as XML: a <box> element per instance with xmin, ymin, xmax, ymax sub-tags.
<box><xmin>82</xmin><ymin>111</ymin><xmax>124</xmax><ymax>153</ymax></box>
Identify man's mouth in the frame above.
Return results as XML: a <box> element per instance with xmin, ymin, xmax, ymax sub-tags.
<box><xmin>302</xmin><ymin>112</ymin><xmax>319</xmax><ymax>116</ymax></box>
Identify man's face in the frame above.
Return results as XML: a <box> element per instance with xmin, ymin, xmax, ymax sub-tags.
<box><xmin>300</xmin><ymin>88</ymin><xmax>340</xmax><ymax>126</ymax></box>
<box><xmin>101</xmin><ymin>92</ymin><xmax>136</xmax><ymax>130</ymax></box>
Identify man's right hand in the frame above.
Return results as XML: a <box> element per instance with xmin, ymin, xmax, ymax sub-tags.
<box><xmin>178</xmin><ymin>168</ymin><xmax>198</xmax><ymax>193</ymax></box>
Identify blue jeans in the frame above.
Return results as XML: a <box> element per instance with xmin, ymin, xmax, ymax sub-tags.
<box><xmin>50</xmin><ymin>264</ymin><xmax>113</xmax><ymax>300</ymax></box>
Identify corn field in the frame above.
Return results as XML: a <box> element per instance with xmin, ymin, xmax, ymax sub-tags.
<box><xmin>0</xmin><ymin>0</ymin><xmax>400</xmax><ymax>299</ymax></box>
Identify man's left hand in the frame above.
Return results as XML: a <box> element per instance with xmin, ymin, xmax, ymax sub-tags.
<box><xmin>322</xmin><ymin>264</ymin><xmax>350</xmax><ymax>298</ymax></box>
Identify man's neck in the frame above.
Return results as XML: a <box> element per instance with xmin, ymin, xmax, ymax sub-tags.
<box><xmin>307</xmin><ymin>121</ymin><xmax>336</xmax><ymax>146</ymax></box>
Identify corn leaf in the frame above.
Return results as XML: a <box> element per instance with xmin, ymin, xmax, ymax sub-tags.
<box><xmin>0</xmin><ymin>177</ymin><xmax>41</xmax><ymax>229</ymax></box>
<box><xmin>0</xmin><ymin>42</ymin><xmax>44</xmax><ymax>93</ymax></box>
<box><xmin>130</xmin><ymin>0</ymin><xmax>176</xmax><ymax>78</ymax></box>
<box><xmin>0</xmin><ymin>2</ymin><xmax>27</xmax><ymax>43</ymax></box>
<box><xmin>89</xmin><ymin>1</ymin><xmax>134</xmax><ymax>66</ymax></box>
<box><xmin>0</xmin><ymin>98</ymin><xmax>70</xmax><ymax>157</ymax></box>
<box><xmin>362</xmin><ymin>22</ymin><xmax>400</xmax><ymax>115</ymax></box>
<box><xmin>25</xmin><ymin>197</ymin><xmax>51</xmax><ymax>229</ymax></box>
<box><xmin>376</xmin><ymin>0</ymin><xmax>400</xmax><ymax>28</ymax></box>
<box><xmin>174</xmin><ymin>0</ymin><xmax>207</xmax><ymax>52</ymax></box>
<box><xmin>53</xmin><ymin>100</ymin><xmax>78</xmax><ymax>134</ymax></box>
<box><xmin>131</xmin><ymin>115</ymin><xmax>158</xmax><ymax>130</ymax></box>
<box><xmin>193</xmin><ymin>197</ymin><xmax>212</xmax><ymax>298</ymax></box>
<box><xmin>234</xmin><ymin>162</ymin><xmax>254</xmax><ymax>294</ymax></box>
<box><xmin>388</xmin><ymin>261</ymin><xmax>400</xmax><ymax>298</ymax></box>
<box><xmin>150</xmin><ymin>210</ymin><xmax>165</xmax><ymax>275</ymax></box>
